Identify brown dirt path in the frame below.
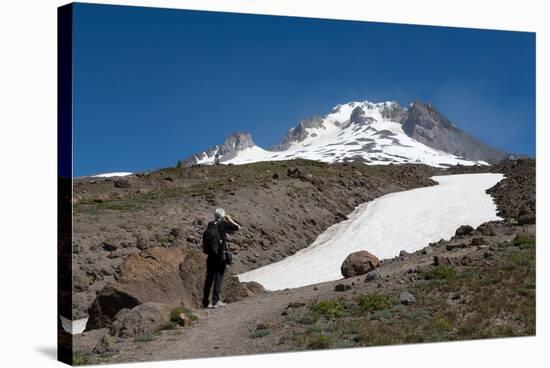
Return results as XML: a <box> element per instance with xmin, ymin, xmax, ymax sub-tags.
<box><xmin>89</xmin><ymin>245</ymin><xmax>453</xmax><ymax>364</ymax></box>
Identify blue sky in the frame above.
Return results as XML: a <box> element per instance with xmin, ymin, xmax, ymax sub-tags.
<box><xmin>72</xmin><ymin>3</ymin><xmax>535</xmax><ymax>176</ymax></box>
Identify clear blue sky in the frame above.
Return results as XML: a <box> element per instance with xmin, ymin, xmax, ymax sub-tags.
<box><xmin>72</xmin><ymin>3</ymin><xmax>535</xmax><ymax>176</ymax></box>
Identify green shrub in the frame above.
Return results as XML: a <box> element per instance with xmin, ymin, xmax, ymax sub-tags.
<box><xmin>512</xmin><ymin>236</ymin><xmax>536</xmax><ymax>248</ymax></box>
<box><xmin>307</xmin><ymin>334</ymin><xmax>332</xmax><ymax>349</ymax></box>
<box><xmin>357</xmin><ymin>293</ymin><xmax>392</xmax><ymax>312</ymax></box>
<box><xmin>159</xmin><ymin>321</ymin><xmax>177</xmax><ymax>331</ymax></box>
<box><xmin>249</xmin><ymin>323</ymin><xmax>270</xmax><ymax>338</ymax></box>
<box><xmin>170</xmin><ymin>306</ymin><xmax>198</xmax><ymax>323</ymax></box>
<box><xmin>311</xmin><ymin>300</ymin><xmax>344</xmax><ymax>319</ymax></box>
<box><xmin>134</xmin><ymin>334</ymin><xmax>153</xmax><ymax>343</ymax></box>
<box><xmin>298</xmin><ymin>312</ymin><xmax>319</xmax><ymax>325</ymax></box>
<box><xmin>73</xmin><ymin>353</ymin><xmax>89</xmax><ymax>366</ymax></box>
<box><xmin>249</xmin><ymin>329</ymin><xmax>270</xmax><ymax>338</ymax></box>
<box><xmin>432</xmin><ymin>317</ymin><xmax>453</xmax><ymax>332</ymax></box>
<box><xmin>369</xmin><ymin>309</ymin><xmax>392</xmax><ymax>321</ymax></box>
<box><xmin>423</xmin><ymin>266</ymin><xmax>457</xmax><ymax>280</ymax></box>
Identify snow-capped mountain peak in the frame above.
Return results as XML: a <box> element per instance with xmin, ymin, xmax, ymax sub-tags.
<box><xmin>179</xmin><ymin>100</ymin><xmax>508</xmax><ymax>168</ymax></box>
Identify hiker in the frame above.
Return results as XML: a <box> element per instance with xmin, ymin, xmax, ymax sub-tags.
<box><xmin>202</xmin><ymin>208</ymin><xmax>241</xmax><ymax>309</ymax></box>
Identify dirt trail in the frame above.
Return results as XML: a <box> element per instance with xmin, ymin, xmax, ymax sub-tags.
<box><xmin>89</xmin><ymin>248</ymin><xmax>447</xmax><ymax>364</ymax></box>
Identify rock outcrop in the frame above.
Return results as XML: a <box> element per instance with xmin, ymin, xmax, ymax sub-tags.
<box><xmin>111</xmin><ymin>302</ymin><xmax>172</xmax><ymax>338</ymax></box>
<box><xmin>87</xmin><ymin>247</ymin><xmax>264</xmax><ymax>330</ymax></box>
<box><xmin>400</xmin><ymin>101</ymin><xmax>508</xmax><ymax>164</ymax></box>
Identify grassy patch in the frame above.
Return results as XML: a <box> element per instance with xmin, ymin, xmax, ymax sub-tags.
<box><xmin>307</xmin><ymin>334</ymin><xmax>332</xmax><ymax>349</ymax></box>
<box><xmin>311</xmin><ymin>300</ymin><xmax>344</xmax><ymax>319</ymax></box>
<box><xmin>297</xmin><ymin>312</ymin><xmax>319</xmax><ymax>325</ymax></box>
<box><xmin>357</xmin><ymin>293</ymin><xmax>392</xmax><ymax>312</ymax></box>
<box><xmin>134</xmin><ymin>334</ymin><xmax>154</xmax><ymax>343</ymax></box>
<box><xmin>73</xmin><ymin>353</ymin><xmax>90</xmax><ymax>366</ymax></box>
<box><xmin>170</xmin><ymin>305</ymin><xmax>198</xmax><ymax>324</ymax></box>
<box><xmin>423</xmin><ymin>265</ymin><xmax>457</xmax><ymax>280</ymax></box>
<box><xmin>512</xmin><ymin>235</ymin><xmax>536</xmax><ymax>248</ymax></box>
<box><xmin>158</xmin><ymin>321</ymin><xmax>177</xmax><ymax>331</ymax></box>
<box><xmin>249</xmin><ymin>323</ymin><xmax>270</xmax><ymax>338</ymax></box>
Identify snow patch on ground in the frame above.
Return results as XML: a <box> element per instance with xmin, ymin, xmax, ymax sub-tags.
<box><xmin>60</xmin><ymin>316</ymin><xmax>88</xmax><ymax>335</ymax></box>
<box><xmin>238</xmin><ymin>173</ymin><xmax>503</xmax><ymax>291</ymax></box>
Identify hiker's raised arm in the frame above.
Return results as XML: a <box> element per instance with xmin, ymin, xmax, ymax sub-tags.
<box><xmin>225</xmin><ymin>214</ymin><xmax>241</xmax><ymax>230</ymax></box>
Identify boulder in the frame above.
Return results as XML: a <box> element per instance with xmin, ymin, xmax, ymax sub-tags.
<box><xmin>102</xmin><ymin>242</ymin><xmax>117</xmax><ymax>252</ymax></box>
<box><xmin>223</xmin><ymin>278</ymin><xmax>265</xmax><ymax>303</ymax></box>
<box><xmin>287</xmin><ymin>167</ymin><xmax>304</xmax><ymax>179</ymax></box>
<box><xmin>399</xmin><ymin>291</ymin><xmax>416</xmax><ymax>305</ymax></box>
<box><xmin>475</xmin><ymin>222</ymin><xmax>497</xmax><ymax>236</ymax></box>
<box><xmin>399</xmin><ymin>250</ymin><xmax>410</xmax><ymax>257</ymax></box>
<box><xmin>88</xmin><ymin>247</ymin><xmax>263</xmax><ymax>330</ymax></box>
<box><xmin>518</xmin><ymin>211</ymin><xmax>536</xmax><ymax>225</ymax></box>
<box><xmin>341</xmin><ymin>250</ymin><xmax>380</xmax><ymax>278</ymax></box>
<box><xmin>455</xmin><ymin>225</ymin><xmax>474</xmax><ymax>237</ymax></box>
<box><xmin>93</xmin><ymin>334</ymin><xmax>117</xmax><ymax>354</ymax></box>
<box><xmin>111</xmin><ymin>302</ymin><xmax>171</xmax><ymax>338</ymax></box>
<box><xmin>515</xmin><ymin>225</ymin><xmax>536</xmax><ymax>241</ymax></box>
<box><xmin>334</xmin><ymin>283</ymin><xmax>351</xmax><ymax>292</ymax></box>
<box><xmin>433</xmin><ymin>255</ymin><xmax>452</xmax><ymax>266</ymax></box>
<box><xmin>73</xmin><ymin>271</ymin><xmax>93</xmax><ymax>292</ymax></box>
<box><xmin>470</xmin><ymin>237</ymin><xmax>486</xmax><ymax>246</ymax></box>
<box><xmin>114</xmin><ymin>179</ymin><xmax>131</xmax><ymax>188</ymax></box>
<box><xmin>421</xmin><ymin>246</ymin><xmax>434</xmax><ymax>255</ymax></box>
<box><xmin>72</xmin><ymin>328</ymin><xmax>109</xmax><ymax>354</ymax></box>
<box><xmin>87</xmin><ymin>247</ymin><xmax>191</xmax><ymax>330</ymax></box>
<box><xmin>364</xmin><ymin>270</ymin><xmax>381</xmax><ymax>282</ymax></box>
<box><xmin>446</xmin><ymin>243</ymin><xmax>468</xmax><ymax>251</ymax></box>
<box><xmin>169</xmin><ymin>227</ymin><xmax>182</xmax><ymax>238</ymax></box>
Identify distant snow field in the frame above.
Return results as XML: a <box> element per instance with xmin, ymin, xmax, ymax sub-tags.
<box><xmin>238</xmin><ymin>173</ymin><xmax>504</xmax><ymax>291</ymax></box>
<box><xmin>92</xmin><ymin>172</ymin><xmax>133</xmax><ymax>178</ymax></box>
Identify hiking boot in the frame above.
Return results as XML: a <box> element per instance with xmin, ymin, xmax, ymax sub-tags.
<box><xmin>212</xmin><ymin>301</ymin><xmax>227</xmax><ymax>308</ymax></box>
<box><xmin>206</xmin><ymin>303</ymin><xmax>214</xmax><ymax>309</ymax></box>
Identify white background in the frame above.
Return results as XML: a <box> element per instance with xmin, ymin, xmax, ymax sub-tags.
<box><xmin>0</xmin><ymin>0</ymin><xmax>547</xmax><ymax>366</ymax></box>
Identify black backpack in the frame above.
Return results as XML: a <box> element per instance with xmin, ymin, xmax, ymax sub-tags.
<box><xmin>202</xmin><ymin>221</ymin><xmax>222</xmax><ymax>256</ymax></box>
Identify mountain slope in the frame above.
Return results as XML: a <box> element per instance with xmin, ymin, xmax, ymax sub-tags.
<box><xmin>179</xmin><ymin>100</ymin><xmax>507</xmax><ymax>168</ymax></box>
<box><xmin>401</xmin><ymin>101</ymin><xmax>509</xmax><ymax>163</ymax></box>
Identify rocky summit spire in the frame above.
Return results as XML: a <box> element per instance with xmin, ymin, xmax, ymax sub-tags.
<box><xmin>400</xmin><ymin>101</ymin><xmax>508</xmax><ymax>164</ymax></box>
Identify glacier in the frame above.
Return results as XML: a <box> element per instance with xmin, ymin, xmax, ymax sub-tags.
<box><xmin>192</xmin><ymin>101</ymin><xmax>489</xmax><ymax>168</ymax></box>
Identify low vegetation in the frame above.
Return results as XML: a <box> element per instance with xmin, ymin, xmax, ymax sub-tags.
<box><xmin>170</xmin><ymin>305</ymin><xmax>198</xmax><ymax>323</ymax></box>
<box><xmin>72</xmin><ymin>353</ymin><xmax>90</xmax><ymax>366</ymax></box>
<box><xmin>423</xmin><ymin>265</ymin><xmax>457</xmax><ymax>280</ymax></box>
<box><xmin>134</xmin><ymin>334</ymin><xmax>154</xmax><ymax>343</ymax></box>
<box><xmin>283</xmin><ymin>241</ymin><xmax>535</xmax><ymax>351</ymax></box>
<box><xmin>311</xmin><ymin>300</ymin><xmax>345</xmax><ymax>319</ymax></box>
<box><xmin>357</xmin><ymin>293</ymin><xmax>392</xmax><ymax>312</ymax></box>
<box><xmin>249</xmin><ymin>324</ymin><xmax>271</xmax><ymax>338</ymax></box>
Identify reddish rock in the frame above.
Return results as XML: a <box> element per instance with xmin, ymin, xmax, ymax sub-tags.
<box><xmin>88</xmin><ymin>247</ymin><xmax>263</xmax><ymax>330</ymax></box>
<box><xmin>341</xmin><ymin>250</ymin><xmax>380</xmax><ymax>278</ymax></box>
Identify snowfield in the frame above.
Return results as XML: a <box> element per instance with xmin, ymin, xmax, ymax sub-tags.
<box><xmin>92</xmin><ymin>172</ymin><xmax>133</xmax><ymax>178</ymax></box>
<box><xmin>238</xmin><ymin>173</ymin><xmax>504</xmax><ymax>291</ymax></box>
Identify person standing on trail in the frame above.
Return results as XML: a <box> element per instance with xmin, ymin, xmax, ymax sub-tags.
<box><xmin>201</xmin><ymin>208</ymin><xmax>241</xmax><ymax>309</ymax></box>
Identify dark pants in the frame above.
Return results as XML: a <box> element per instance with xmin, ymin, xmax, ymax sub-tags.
<box><xmin>202</xmin><ymin>256</ymin><xmax>226</xmax><ymax>307</ymax></box>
